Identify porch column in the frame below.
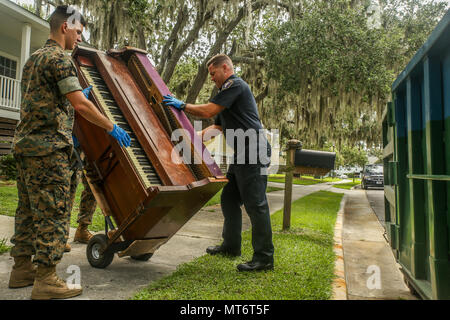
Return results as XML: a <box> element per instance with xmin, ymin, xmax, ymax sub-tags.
<box><xmin>20</xmin><ymin>23</ymin><xmax>31</xmax><ymax>79</ymax></box>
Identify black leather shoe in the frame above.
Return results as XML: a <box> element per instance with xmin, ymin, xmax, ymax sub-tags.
<box><xmin>206</xmin><ymin>245</ymin><xmax>241</xmax><ymax>257</ymax></box>
<box><xmin>237</xmin><ymin>260</ymin><xmax>274</xmax><ymax>272</ymax></box>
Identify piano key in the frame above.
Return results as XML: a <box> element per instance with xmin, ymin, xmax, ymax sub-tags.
<box><xmin>133</xmin><ymin>149</ymin><xmax>146</xmax><ymax>155</ymax></box>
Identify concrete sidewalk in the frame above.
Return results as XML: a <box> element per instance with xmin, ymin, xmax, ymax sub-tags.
<box><xmin>341</xmin><ymin>189</ymin><xmax>416</xmax><ymax>300</ymax></box>
<box><xmin>0</xmin><ymin>180</ymin><xmax>343</xmax><ymax>300</ymax></box>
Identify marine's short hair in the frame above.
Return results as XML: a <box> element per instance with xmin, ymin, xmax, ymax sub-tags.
<box><xmin>206</xmin><ymin>54</ymin><xmax>234</xmax><ymax>69</ymax></box>
<box><xmin>49</xmin><ymin>5</ymin><xmax>86</xmax><ymax>33</ymax></box>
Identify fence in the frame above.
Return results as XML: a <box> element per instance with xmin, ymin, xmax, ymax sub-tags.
<box><xmin>0</xmin><ymin>74</ymin><xmax>21</xmax><ymax>112</ymax></box>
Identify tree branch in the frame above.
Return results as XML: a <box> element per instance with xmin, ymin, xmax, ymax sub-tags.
<box><xmin>157</xmin><ymin>5</ymin><xmax>188</xmax><ymax>75</ymax></box>
<box><xmin>162</xmin><ymin>3</ymin><xmax>215</xmax><ymax>83</ymax></box>
<box><xmin>186</xmin><ymin>0</ymin><xmax>268</xmax><ymax>104</ymax></box>
<box><xmin>255</xmin><ymin>85</ymin><xmax>269</xmax><ymax>104</ymax></box>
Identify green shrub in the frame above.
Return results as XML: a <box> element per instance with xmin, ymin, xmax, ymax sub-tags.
<box><xmin>0</xmin><ymin>154</ymin><xmax>17</xmax><ymax>180</ymax></box>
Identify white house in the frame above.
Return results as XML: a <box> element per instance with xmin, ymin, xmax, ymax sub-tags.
<box><xmin>0</xmin><ymin>0</ymin><xmax>49</xmax><ymax>121</ymax></box>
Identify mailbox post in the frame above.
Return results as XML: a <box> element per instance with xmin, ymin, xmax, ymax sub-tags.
<box><xmin>283</xmin><ymin>139</ymin><xmax>302</xmax><ymax>230</ymax></box>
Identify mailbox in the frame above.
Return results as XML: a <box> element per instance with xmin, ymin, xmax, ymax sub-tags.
<box><xmin>294</xmin><ymin>149</ymin><xmax>336</xmax><ymax>176</ymax></box>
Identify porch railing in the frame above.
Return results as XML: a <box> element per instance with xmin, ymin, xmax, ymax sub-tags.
<box><xmin>0</xmin><ymin>75</ymin><xmax>21</xmax><ymax>112</ymax></box>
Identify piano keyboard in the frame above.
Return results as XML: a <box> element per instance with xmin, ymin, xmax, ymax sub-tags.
<box><xmin>80</xmin><ymin>66</ymin><xmax>162</xmax><ymax>188</ymax></box>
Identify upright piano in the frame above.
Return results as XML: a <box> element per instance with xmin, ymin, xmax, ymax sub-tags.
<box><xmin>72</xmin><ymin>46</ymin><xmax>227</xmax><ymax>268</ymax></box>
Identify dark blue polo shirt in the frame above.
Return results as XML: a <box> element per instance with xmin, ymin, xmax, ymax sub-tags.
<box><xmin>211</xmin><ymin>75</ymin><xmax>271</xmax><ymax>165</ymax></box>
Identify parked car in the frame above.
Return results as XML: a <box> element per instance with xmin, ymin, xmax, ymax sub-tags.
<box><xmin>361</xmin><ymin>164</ymin><xmax>384</xmax><ymax>189</ymax></box>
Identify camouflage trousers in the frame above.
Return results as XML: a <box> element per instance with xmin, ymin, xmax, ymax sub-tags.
<box><xmin>10</xmin><ymin>149</ymin><xmax>71</xmax><ymax>267</ymax></box>
<box><xmin>68</xmin><ymin>150</ymin><xmax>97</xmax><ymax>226</ymax></box>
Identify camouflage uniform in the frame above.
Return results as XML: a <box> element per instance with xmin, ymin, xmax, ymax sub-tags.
<box><xmin>11</xmin><ymin>39</ymin><xmax>82</xmax><ymax>267</ymax></box>
<box><xmin>68</xmin><ymin>150</ymin><xmax>97</xmax><ymax>226</ymax></box>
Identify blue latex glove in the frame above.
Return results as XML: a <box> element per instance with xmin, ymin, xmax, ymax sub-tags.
<box><xmin>72</xmin><ymin>135</ymin><xmax>80</xmax><ymax>148</ymax></box>
<box><xmin>108</xmin><ymin>124</ymin><xmax>131</xmax><ymax>148</ymax></box>
<box><xmin>83</xmin><ymin>86</ymin><xmax>93</xmax><ymax>98</ymax></box>
<box><xmin>162</xmin><ymin>95</ymin><xmax>186</xmax><ymax>110</ymax></box>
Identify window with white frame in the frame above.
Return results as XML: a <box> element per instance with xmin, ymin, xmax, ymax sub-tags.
<box><xmin>0</xmin><ymin>55</ymin><xmax>18</xmax><ymax>79</ymax></box>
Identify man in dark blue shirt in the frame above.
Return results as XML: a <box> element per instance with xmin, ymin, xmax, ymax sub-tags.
<box><xmin>163</xmin><ymin>54</ymin><xmax>274</xmax><ymax>272</ymax></box>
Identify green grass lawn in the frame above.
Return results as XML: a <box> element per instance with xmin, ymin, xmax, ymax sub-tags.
<box><xmin>268</xmin><ymin>174</ymin><xmax>341</xmax><ymax>186</ymax></box>
<box><xmin>0</xmin><ymin>182</ymin><xmax>18</xmax><ymax>218</ymax></box>
<box><xmin>132</xmin><ymin>190</ymin><xmax>343</xmax><ymax>300</ymax></box>
<box><xmin>333</xmin><ymin>179</ymin><xmax>361</xmax><ymax>190</ymax></box>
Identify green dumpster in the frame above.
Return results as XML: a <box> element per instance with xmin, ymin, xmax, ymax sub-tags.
<box><xmin>383</xmin><ymin>9</ymin><xmax>450</xmax><ymax>300</ymax></box>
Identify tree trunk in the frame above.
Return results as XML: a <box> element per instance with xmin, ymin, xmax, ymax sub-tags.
<box><xmin>137</xmin><ymin>25</ymin><xmax>147</xmax><ymax>50</ymax></box>
<box><xmin>161</xmin><ymin>5</ymin><xmax>215</xmax><ymax>83</ymax></box>
<box><xmin>157</xmin><ymin>5</ymin><xmax>188</xmax><ymax>74</ymax></box>
<box><xmin>186</xmin><ymin>64</ymin><xmax>209</xmax><ymax>104</ymax></box>
<box><xmin>35</xmin><ymin>0</ymin><xmax>42</xmax><ymax>16</ymax></box>
<box><xmin>185</xmin><ymin>0</ymin><xmax>267</xmax><ymax>104</ymax></box>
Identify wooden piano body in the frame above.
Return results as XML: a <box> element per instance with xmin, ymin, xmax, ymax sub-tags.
<box><xmin>71</xmin><ymin>46</ymin><xmax>227</xmax><ymax>268</ymax></box>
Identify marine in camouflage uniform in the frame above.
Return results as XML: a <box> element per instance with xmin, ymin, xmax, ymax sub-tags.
<box><xmin>10</xmin><ymin>39</ymin><xmax>82</xmax><ymax>267</ymax></box>
<box><xmin>68</xmin><ymin>150</ymin><xmax>97</xmax><ymax>228</ymax></box>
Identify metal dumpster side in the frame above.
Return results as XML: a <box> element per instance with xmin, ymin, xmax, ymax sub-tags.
<box><xmin>383</xmin><ymin>9</ymin><xmax>450</xmax><ymax>300</ymax></box>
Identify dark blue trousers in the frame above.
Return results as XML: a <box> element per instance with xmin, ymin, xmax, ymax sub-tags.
<box><xmin>220</xmin><ymin>164</ymin><xmax>274</xmax><ymax>263</ymax></box>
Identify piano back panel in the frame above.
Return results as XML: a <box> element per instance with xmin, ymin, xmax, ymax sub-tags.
<box><xmin>93</xmin><ymin>52</ymin><xmax>197</xmax><ymax>187</ymax></box>
<box><xmin>127</xmin><ymin>179</ymin><xmax>228</xmax><ymax>239</ymax></box>
<box><xmin>127</xmin><ymin>52</ymin><xmax>224</xmax><ymax>179</ymax></box>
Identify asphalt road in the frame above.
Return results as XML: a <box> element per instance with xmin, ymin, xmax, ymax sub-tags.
<box><xmin>365</xmin><ymin>188</ymin><xmax>385</xmax><ymax>229</ymax></box>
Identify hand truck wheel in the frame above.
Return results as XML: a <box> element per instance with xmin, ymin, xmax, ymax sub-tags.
<box><xmin>87</xmin><ymin>234</ymin><xmax>114</xmax><ymax>268</ymax></box>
